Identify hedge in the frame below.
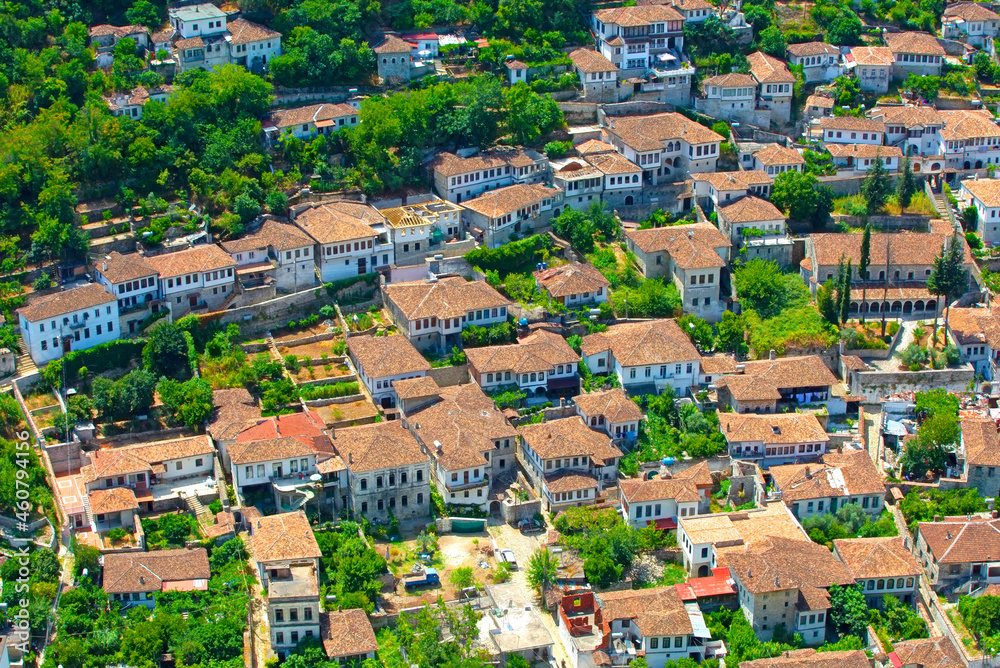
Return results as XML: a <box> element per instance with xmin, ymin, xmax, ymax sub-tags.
<box><xmin>299</xmin><ymin>382</ymin><xmax>360</xmax><ymax>400</ymax></box>
<box><xmin>465</xmin><ymin>235</ymin><xmax>551</xmax><ymax>277</ymax></box>
<box><xmin>44</xmin><ymin>339</ymin><xmax>146</xmax><ymax>388</ymax></box>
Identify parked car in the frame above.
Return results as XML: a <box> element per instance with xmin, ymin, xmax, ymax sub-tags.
<box><xmin>518</xmin><ymin>519</ymin><xmax>545</xmax><ymax>535</ymax></box>
<box><xmin>498</xmin><ymin>549</ymin><xmax>518</xmax><ymax>570</ymax></box>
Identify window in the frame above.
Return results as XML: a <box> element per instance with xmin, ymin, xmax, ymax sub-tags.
<box><xmin>650</xmin><ymin>638</ymin><xmax>659</xmax><ymax>649</ymax></box>
<box><xmin>675</xmin><ymin>637</ymin><xmax>683</xmax><ymax>648</ymax></box>
<box><xmin>276</xmin><ymin>609</ymin><xmax>284</xmax><ymax>622</ymax></box>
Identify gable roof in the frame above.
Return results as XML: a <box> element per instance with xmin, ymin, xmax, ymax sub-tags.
<box><xmin>229</xmin><ymin>436</ymin><xmax>318</xmax><ymax>465</ymax></box>
<box><xmin>810</xmin><ymin>231</ymin><xmax>974</xmax><ymax>268</ymax></box>
<box><xmin>374</xmin><ymin>34</ymin><xmax>413</xmax><ymax>53</ymax></box>
<box><xmin>569</xmin><ymin>48</ymin><xmax>618</xmax><ymax>73</ymax></box>
<box><xmin>462</xmin><ymin>183</ymin><xmax>562</xmax><ymax>219</ymax></box>
<box><xmin>948</xmin><ymin>306</ymin><xmax>1000</xmax><ymax>349</ymax></box>
<box><xmin>103</xmin><ymin>548</ymin><xmax>209</xmax><ymax>594</ymax></box>
<box><xmin>221</xmin><ymin>219</ymin><xmax>314</xmax><ymax>254</ymax></box>
<box><xmin>533</xmin><ymin>263</ymin><xmax>610</xmax><ymax>298</ymax></box>
<box><xmin>333</xmin><ymin>421</ymin><xmax>428</xmax><ymax>473</ymax></box>
<box><xmin>94</xmin><ymin>252</ymin><xmax>158</xmax><ymax>284</ymax></box>
<box><xmin>961</xmin><ymin>178</ymin><xmax>1000</xmax><ymax>208</ymax></box>
<box><xmin>768</xmin><ymin>448</ymin><xmax>883</xmax><ymax>501</ymax></box>
<box><xmin>626</xmin><ymin>223</ymin><xmax>730</xmax><ymax>269</ymax></box>
<box><xmin>944</xmin><ymin>2</ymin><xmax>1000</xmax><ymax>21</ymax></box>
<box><xmin>265</xmin><ymin>103</ymin><xmax>358</xmax><ymax>131</ymax></box>
<box><xmin>82</xmin><ymin>436</ymin><xmax>215</xmax><ymax>483</ymax></box>
<box><xmin>227</xmin><ymin>18</ymin><xmax>280</xmax><ymax>44</ymax></box>
<box><xmin>605</xmin><ymin>112</ymin><xmax>725</xmax><ymax>152</ymax></box>
<box><xmin>714</xmin><ymin>373</ymin><xmax>783</xmax><ymax>401</ymax></box>
<box><xmin>208</xmin><ymin>388</ymin><xmax>262</xmax><ymax>442</ymax></box>
<box><xmin>383</xmin><ymin>275</ymin><xmax>511</xmax><ymax>321</ymax></box>
<box><xmin>249</xmin><ymin>510</ymin><xmax>322</xmax><ymax>563</ymax></box>
<box><xmin>347</xmin><ymin>333</ymin><xmax>431</xmax><ymax>379</ymax></box>
<box><xmin>293</xmin><ymin>201</ymin><xmax>384</xmax><ymax>245</ymax></box>
<box><xmin>428</xmin><ymin>148</ymin><xmax>542</xmax><ymax>178</ymax></box>
<box><xmin>89</xmin><ymin>486</ymin><xmax>140</xmax><ymax>514</ymax></box>
<box><xmin>718</xmin><ymin>412</ymin><xmax>829</xmax><ymax>446</ymax></box>
<box><xmin>574</xmin><ymin>388</ymin><xmax>643</xmax><ymax>425</ymax></box>
<box><xmin>619</xmin><ymin>463</ymin><xmax>710</xmax><ymax>505</ymax></box>
<box><xmin>738</xmin><ymin>355</ymin><xmax>840</xmax><ymax>390</ymax></box>
<box><xmin>518</xmin><ymin>416</ymin><xmax>622</xmax><ymax>463</ymax></box>
<box><xmin>833</xmin><ymin>537</ymin><xmax>921</xmax><ymax>579</ymax></box>
<box><xmin>747</xmin><ymin>51</ymin><xmax>795</xmax><ymax>84</ymax></box>
<box><xmin>322</xmin><ymin>609</ymin><xmax>379</xmax><ymax>659</ymax></box>
<box><xmin>726</xmin><ymin>535</ymin><xmax>855</xmax><ymax>593</ymax></box>
<box><xmin>851</xmin><ymin>46</ymin><xmax>893</xmax><ymax>66</ymax></box>
<box><xmin>869</xmin><ymin>105</ymin><xmax>944</xmax><ymax>128</ymax></box>
<box><xmin>754</xmin><ymin>144</ymin><xmax>805</xmax><ymax>167</ymax></box>
<box><xmin>598</xmin><ymin>585</ymin><xmax>693</xmax><ymax>636</ymax></box>
<box><xmin>891</xmin><ymin>637</ymin><xmax>964</xmax><ymax>668</ymax></box>
<box><xmin>679</xmin><ymin>500</ymin><xmax>807</xmax><ymax>553</ymax></box>
<box><xmin>466</xmin><ymin>329</ymin><xmax>579</xmax><ymax>376</ymax></box>
<box><xmin>786</xmin><ymin>42</ymin><xmax>840</xmax><ymax>57</ymax></box>
<box><xmin>741</xmin><ymin>650</ymin><xmax>870</xmax><ymax>668</ymax></box>
<box><xmin>393</xmin><ymin>375</ymin><xmax>441</xmax><ymax>400</ymax></box>
<box><xmin>702</xmin><ymin>73</ymin><xmax>757</xmax><ymax>88</ymax></box>
<box><xmin>19</xmin><ymin>283</ymin><xmax>117</xmax><ymax>323</ymax></box>
<box><xmin>940</xmin><ymin>110</ymin><xmax>1000</xmax><ymax>141</ymax></box>
<box><xmin>884</xmin><ymin>31</ymin><xmax>945</xmax><ymax>57</ymax></box>
<box><xmin>694</xmin><ymin>170</ymin><xmax>773</xmax><ymax>192</ymax></box>
<box><xmin>818</xmin><ymin>116</ymin><xmax>886</xmax><ymax>133</ymax></box>
<box><xmin>717</xmin><ymin>196</ymin><xmax>785</xmax><ymax>224</ymax></box>
<box><xmin>576</xmin><ymin>139</ymin><xmax>617</xmax><ymax>156</ymax></box>
<box><xmin>594</xmin><ymin>4</ymin><xmax>684</xmax><ymax>25</ymax></box>
<box><xmin>407</xmin><ymin>383</ymin><xmax>517</xmax><ymax>472</ymax></box>
<box><xmin>581</xmin><ymin>319</ymin><xmax>700</xmax><ymax>367</ymax></box>
<box><xmin>962</xmin><ymin>416</ymin><xmax>1000</xmax><ymax>466</ymax></box>
<box><xmin>144</xmin><ymin>244</ymin><xmax>236</xmax><ymax>279</ymax></box>
<box><xmin>917</xmin><ymin>515</ymin><xmax>1000</xmax><ymax>564</ymax></box>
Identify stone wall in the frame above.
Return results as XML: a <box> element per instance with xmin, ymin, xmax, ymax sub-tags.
<box><xmin>831</xmin><ymin>213</ymin><xmax>931</xmax><ymax>230</ymax></box>
<box><xmin>501</xmin><ymin>497</ymin><xmax>542</xmax><ymax>525</ymax></box>
<box><xmin>303</xmin><ymin>393</ymin><xmax>366</xmax><ymax>408</ymax></box>
<box><xmin>509</xmin><ymin>404</ymin><xmax>577</xmax><ymax>427</ymax></box>
<box><xmin>234</xmin><ymin>284</ymin><xmax>277</xmax><ymax>307</ymax></box>
<box><xmin>202</xmin><ymin>286</ymin><xmax>324</xmax><ymax>335</ymax></box>
<box><xmin>428</xmin><ymin>364</ymin><xmax>471</xmax><ymax>387</ymax></box>
<box><xmin>851</xmin><ymin>364</ymin><xmax>976</xmax><ymax>402</ymax></box>
<box><xmin>44</xmin><ymin>440</ymin><xmax>84</xmax><ymax>475</ymax></box>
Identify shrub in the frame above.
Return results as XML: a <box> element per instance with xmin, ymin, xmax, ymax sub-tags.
<box><xmin>298</xmin><ymin>382</ymin><xmax>360</xmax><ymax>400</ymax></box>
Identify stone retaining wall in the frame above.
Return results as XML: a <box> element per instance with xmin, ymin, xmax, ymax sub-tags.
<box><xmin>428</xmin><ymin>364</ymin><xmax>471</xmax><ymax>387</ymax></box>
<box><xmin>851</xmin><ymin>364</ymin><xmax>976</xmax><ymax>402</ymax></box>
<box><xmin>303</xmin><ymin>393</ymin><xmax>366</xmax><ymax>408</ymax></box>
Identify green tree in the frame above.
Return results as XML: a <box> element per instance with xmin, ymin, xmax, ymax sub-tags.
<box><xmin>826</xmin><ymin>12</ymin><xmax>864</xmax><ymax>45</ymax></box>
<box><xmin>157</xmin><ymin>377</ymin><xmax>214</xmax><ymax>428</ymax></box>
<box><xmin>771</xmin><ymin>170</ymin><xmax>819</xmax><ymax>222</ymax></box>
<box><xmin>817</xmin><ymin>280</ymin><xmax>839</xmax><ymax>326</ymax></box>
<box><xmin>717</xmin><ymin>311</ymin><xmax>749</xmax><ymax>358</ymax></box>
<box><xmin>503</xmin><ymin>83</ymin><xmax>562</xmax><ymax>145</ymax></box>
<box><xmin>677</xmin><ymin>314</ymin><xmax>714</xmax><ymax>350</ymax></box>
<box><xmin>829</xmin><ymin>584</ymin><xmax>869</xmax><ymax>639</ymax></box>
<box><xmin>125</xmin><ymin>0</ymin><xmax>161</xmax><ymax>28</ymax></box>
<box><xmin>143</xmin><ymin>323</ymin><xmax>193</xmax><ymax>380</ymax></box>
<box><xmin>927</xmin><ymin>232</ymin><xmax>970</xmax><ymax>338</ymax></box>
<box><xmin>734</xmin><ymin>259</ymin><xmax>787</xmax><ymax>318</ymax></box>
<box><xmin>897</xmin><ymin>155</ymin><xmax>916</xmax><ymax>210</ymax></box>
<box><xmin>757</xmin><ymin>27</ymin><xmax>787</xmax><ymax>58</ymax></box>
<box><xmin>861</xmin><ymin>155</ymin><xmax>891</xmax><ymax>215</ymax></box>
<box><xmin>839</xmin><ymin>258</ymin><xmax>852</xmax><ymax>325</ymax></box>
<box><xmin>858</xmin><ymin>223</ymin><xmax>872</xmax><ymax>322</ymax></box>
<box><xmin>583</xmin><ymin>549</ymin><xmax>621</xmax><ymax>589</ymax></box>
<box><xmin>526</xmin><ymin>547</ymin><xmax>558</xmax><ymax>593</ymax></box>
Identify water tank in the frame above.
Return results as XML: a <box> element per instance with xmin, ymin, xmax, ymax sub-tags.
<box><xmin>662</xmin><ymin>457</ymin><xmax>675</xmax><ymax>466</ymax></box>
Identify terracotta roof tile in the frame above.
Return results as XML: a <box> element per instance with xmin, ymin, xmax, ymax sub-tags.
<box><xmin>89</xmin><ymin>487</ymin><xmax>140</xmax><ymax>514</ymax></box>
<box><xmin>581</xmin><ymin>319</ymin><xmax>700</xmax><ymax>367</ymax></box>
<box><xmin>321</xmin><ymin>609</ymin><xmax>378</xmax><ymax>658</ymax></box>
<box><xmin>714</xmin><ymin>373</ymin><xmax>783</xmax><ymax>401</ymax></box>
<box><xmin>719</xmin><ymin>412</ymin><xmax>829</xmax><ymax>447</ymax></box>
<box><xmin>576</xmin><ymin>139</ymin><xmax>616</xmax><ymax>156</ymax></box>
<box><xmin>103</xmin><ymin>548</ymin><xmax>209</xmax><ymax>594</ymax></box>
<box><xmin>948</xmin><ymin>306</ymin><xmax>1000</xmax><ymax>349</ymax></box>
<box><xmin>393</xmin><ymin>375</ymin><xmax>441</xmax><ymax>400</ymax></box>
<box><xmin>227</xmin><ymin>18</ymin><xmax>280</xmax><ymax>44</ymax></box>
<box><xmin>533</xmin><ymin>263</ymin><xmax>609</xmax><ymax>298</ymax></box>
<box><xmin>727</xmin><ymin>536</ymin><xmax>855</xmax><ymax>593</ymax></box>
<box><xmin>265</xmin><ymin>103</ymin><xmax>357</xmax><ymax>130</ymax></box>
<box><xmin>754</xmin><ymin>144</ymin><xmax>805</xmax><ymax>167</ymax></box>
<box><xmin>747</xmin><ymin>51</ymin><xmax>796</xmax><ymax>84</ymax></box>
<box><xmin>383</xmin><ymin>275</ymin><xmax>511</xmax><ymax>321</ymax></box>
<box><xmin>569</xmin><ymin>48</ymin><xmax>617</xmax><ymax>73</ymax></box>
<box><xmin>693</xmin><ymin>170</ymin><xmax>773</xmax><ymax>192</ymax></box>
<box><xmin>699</xmin><ymin>354</ymin><xmax>738</xmax><ymax>375</ymax></box>
<box><xmin>467</xmin><ymin>329</ymin><xmax>579</xmax><ymax>376</ymax></box>
<box><xmin>293</xmin><ymin>201</ymin><xmax>384</xmax><ymax>245</ymax></box>
<box><xmin>962</xmin><ymin>416</ymin><xmax>1000</xmax><ymax>466</ymax></box>
<box><xmin>347</xmin><ymin>333</ymin><xmax>431</xmax><ymax>378</ymax></box>
<box><xmin>810</xmin><ymin>231</ymin><xmax>974</xmax><ymax>269</ymax></box>
<box><xmin>518</xmin><ymin>415</ymin><xmax>622</xmax><ymax>463</ymax></box>
<box><xmin>82</xmin><ymin>436</ymin><xmax>214</xmax><ymax>483</ymax></box>
<box><xmin>545</xmin><ymin>471</ymin><xmax>600</xmax><ymax>494</ymax></box>
<box><xmin>702</xmin><ymin>73</ymin><xmax>757</xmax><ymax>88</ymax></box>
<box><xmin>833</xmin><ymin>537</ymin><xmax>921</xmax><ymax>579</ymax></box>
<box><xmin>826</xmin><ymin>144</ymin><xmax>903</xmax><ymax>160</ymax></box>
<box><xmin>786</xmin><ymin>42</ymin><xmax>840</xmax><ymax>57</ymax></box>
<box><xmin>717</xmin><ymin>196</ymin><xmax>784</xmax><ymax>224</ymax></box>
<box><xmin>962</xmin><ymin>178</ymin><xmax>1000</xmax><ymax>208</ymax></box>
<box><xmin>805</xmin><ymin>95</ymin><xmax>835</xmax><ymax>108</ymax></box>
<box><xmin>851</xmin><ymin>46</ymin><xmax>893</xmax><ymax>66</ymax></box>
<box><xmin>428</xmin><ymin>148</ymin><xmax>542</xmax><ymax>178</ymax></box>
<box><xmin>941</xmin><ymin>110</ymin><xmax>1000</xmax><ymax>141</ymax></box>
<box><xmin>461</xmin><ymin>183</ymin><xmax>562</xmax><ymax>219</ymax></box>
<box><xmin>870</xmin><ymin>105</ymin><xmax>944</xmax><ymax>128</ymax></box>
<box><xmin>605</xmin><ymin>112</ymin><xmax>725</xmax><ymax>152</ymax></box>
<box><xmin>407</xmin><ymin>383</ymin><xmax>517</xmax><ymax>471</ymax></box>
<box><xmin>945</xmin><ymin>2</ymin><xmax>1000</xmax><ymax>21</ymax></box>
<box><xmin>627</xmin><ymin>222</ymin><xmax>730</xmax><ymax>270</ymax></box>
<box><xmin>229</xmin><ymin>436</ymin><xmax>316</xmax><ymax>465</ymax></box>
<box><xmin>145</xmin><ymin>244</ymin><xmax>235</xmax><ymax>279</ymax></box>
<box><xmin>333</xmin><ymin>421</ymin><xmax>428</xmax><ymax>473</ymax></box>
<box><xmin>620</xmin><ymin>473</ymin><xmax>702</xmax><ymax>505</ymax></box>
<box><xmin>249</xmin><ymin>510</ymin><xmax>322</xmax><ymax>563</ymax></box>
<box><xmin>18</xmin><ymin>283</ymin><xmax>117</xmax><ymax>322</ymax></box>
<box><xmin>374</xmin><ymin>34</ymin><xmax>413</xmax><ymax>53</ymax></box>
<box><xmin>597</xmin><ymin>585</ymin><xmax>692</xmax><ymax>636</ymax></box>
<box><xmin>742</xmin><ymin>650</ymin><xmax>869</xmax><ymax>668</ymax></box>
<box><xmin>208</xmin><ymin>388</ymin><xmax>262</xmax><ymax>442</ymax></box>
<box><xmin>891</xmin><ymin>637</ymin><xmax>964</xmax><ymax>668</ymax></box>
<box><xmin>574</xmin><ymin>388</ymin><xmax>643</xmax><ymax>425</ymax></box>
<box><xmin>739</xmin><ymin>355</ymin><xmax>840</xmax><ymax>390</ymax></box>
<box><xmin>885</xmin><ymin>31</ymin><xmax>946</xmax><ymax>56</ymax></box>
<box><xmin>94</xmin><ymin>251</ymin><xmax>159</xmax><ymax>285</ymax></box>
<box><xmin>768</xmin><ymin>448</ymin><xmax>884</xmax><ymax>502</ymax></box>
<box><xmin>917</xmin><ymin>515</ymin><xmax>1000</xmax><ymax>564</ymax></box>
<box><xmin>594</xmin><ymin>4</ymin><xmax>684</xmax><ymax>26</ymax></box>
<box><xmin>819</xmin><ymin>116</ymin><xmax>886</xmax><ymax>133</ymax></box>
<box><xmin>680</xmin><ymin>500</ymin><xmax>807</xmax><ymax>552</ymax></box>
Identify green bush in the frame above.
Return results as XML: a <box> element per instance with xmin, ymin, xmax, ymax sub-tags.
<box><xmin>44</xmin><ymin>339</ymin><xmax>146</xmax><ymax>388</ymax></box>
<box><xmin>298</xmin><ymin>382</ymin><xmax>360</xmax><ymax>400</ymax></box>
<box><xmin>466</xmin><ymin>235</ymin><xmax>551</xmax><ymax>277</ymax></box>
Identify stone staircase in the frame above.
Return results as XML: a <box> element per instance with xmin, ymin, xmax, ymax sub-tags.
<box><xmin>81</xmin><ymin>490</ymin><xmax>95</xmax><ymax>531</ymax></box>
<box><xmin>14</xmin><ymin>336</ymin><xmax>35</xmax><ymax>376</ymax></box>
<box><xmin>182</xmin><ymin>493</ymin><xmax>212</xmax><ymax>526</ymax></box>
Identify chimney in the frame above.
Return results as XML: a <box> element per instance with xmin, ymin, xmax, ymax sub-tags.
<box><xmin>102</xmin><ymin>261</ymin><xmax>107</xmax><ymax>272</ymax></box>
<box><xmin>769</xmin><ymin>349</ymin><xmax>777</xmax><ymax>360</ymax></box>
<box><xmin>804</xmin><ymin>466</ymin><xmax>812</xmax><ymax>479</ymax></box>
<box><xmin>934</xmin><ymin>514</ymin><xmax>940</xmax><ymax>522</ymax></box>
<box><xmin>946</xmin><ymin>531</ymin><xmax>952</xmax><ymax>539</ymax></box>
<box><xmin>349</xmin><ymin>452</ymin><xmax>353</xmax><ymax>465</ymax></box>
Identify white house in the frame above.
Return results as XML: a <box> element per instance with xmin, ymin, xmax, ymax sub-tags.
<box><xmin>103</xmin><ymin>549</ymin><xmax>210</xmax><ymax>609</ymax></box>
<box><xmin>581</xmin><ymin>319</ymin><xmax>701</xmax><ymax>395</ymax></box>
<box><xmin>466</xmin><ymin>329</ymin><xmax>580</xmax><ymax>398</ymax></box>
<box><xmin>869</xmin><ymin>106</ymin><xmax>944</xmax><ymax>159</ymax></box>
<box><xmin>885</xmin><ymin>32</ymin><xmax>945</xmax><ymax>80</ymax></box>
<box><xmin>768</xmin><ymin>448</ymin><xmax>886</xmax><ymax>519</ymax></box>
<box><xmin>263</xmin><ymin>103</ymin><xmax>359</xmax><ymax>144</ymax></box>
<box><xmin>591</xmin><ymin>5</ymin><xmax>685</xmax><ymax>74</ymax></box>
<box><xmin>962</xmin><ymin>179</ymin><xmax>1000</xmax><ymax>246</ymax></box>
<box><xmin>220</xmin><ymin>220</ymin><xmax>317</xmax><ymax>292</ymax></box>
<box><xmin>747</xmin><ymin>51</ymin><xmax>795</xmax><ymax>125</ymax></box>
<box><xmin>818</xmin><ymin>116</ymin><xmax>886</xmax><ymax>146</ymax></box>
<box><xmin>786</xmin><ymin>42</ymin><xmax>841</xmax><ymax>83</ymax></box>
<box><xmin>93</xmin><ymin>251</ymin><xmax>161</xmax><ymax>335</ymax></box>
<box><xmin>850</xmin><ymin>46</ymin><xmax>893</xmax><ymax>95</ymax></box>
<box><xmin>145</xmin><ymin>244</ymin><xmax>237</xmax><ymax>316</ymax></box>
<box><xmin>568</xmin><ymin>48</ymin><xmax>619</xmax><ymax>103</ymax></box>
<box><xmin>533</xmin><ymin>262</ymin><xmax>610</xmax><ymax>307</ymax></box>
<box><xmin>604</xmin><ymin>112</ymin><xmax>725</xmax><ymax>183</ymax></box>
<box><xmin>429</xmin><ymin>148</ymin><xmax>549</xmax><ymax>204</ymax></box>
<box><xmin>229</xmin><ymin>437</ymin><xmax>318</xmax><ymax>504</ymax></box>
<box><xmin>347</xmin><ymin>334</ymin><xmax>430</xmax><ymax>409</ymax></box>
<box><xmin>943</xmin><ymin>2</ymin><xmax>1000</xmax><ymax>46</ymax></box>
<box><xmin>940</xmin><ymin>110</ymin><xmax>1000</xmax><ymax>171</ymax></box>
<box><xmin>106</xmin><ymin>85</ymin><xmax>173</xmax><ymax>120</ymax></box>
<box><xmin>377</xmin><ymin>195</ymin><xmax>466</xmax><ymax>265</ymax></box>
<box><xmin>717</xmin><ymin>411</ymin><xmax>830</xmax><ymax>465</ymax></box>
<box><xmin>753</xmin><ymin>144</ymin><xmax>805</xmax><ymax>175</ymax></box>
<box><xmin>461</xmin><ymin>183</ymin><xmax>564</xmax><ymax>247</ymax></box>
<box><xmin>169</xmin><ymin>4</ymin><xmax>280</xmax><ymax>72</ymax></box>
<box><xmin>619</xmin><ymin>461</ymin><xmax>712</xmax><ymax>530</ymax></box>
<box><xmin>18</xmin><ymin>283</ymin><xmax>119</xmax><ymax>365</ymax></box>
<box><xmin>697</xmin><ymin>73</ymin><xmax>757</xmax><ymax>123</ymax></box>
<box><xmin>292</xmin><ymin>201</ymin><xmax>394</xmax><ymax>281</ymax></box>
<box><xmin>574</xmin><ymin>387</ymin><xmax>643</xmax><ymax>442</ymax></box>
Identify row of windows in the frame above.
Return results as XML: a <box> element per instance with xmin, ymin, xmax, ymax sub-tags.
<box><xmin>275</xmin><ymin>630</ymin><xmax>312</xmax><ymax>646</ymax></box>
<box><xmin>165</xmin><ymin>268</ymin><xmax>234</xmax><ymax>290</ymax></box>
<box><xmin>359</xmin><ymin>494</ymin><xmax>422</xmax><ymax>513</ymax></box>
<box><xmin>628</xmin><ymin>363</ymin><xmax>692</xmax><ymax>380</ymax></box>
<box><xmin>358</xmin><ymin>470</ymin><xmax>421</xmax><ymax>490</ymax></box>
<box><xmin>862</xmin><ymin>577</ymin><xmax>914</xmax><ymax>590</ymax></box>
<box><xmin>826</xmin><ymin>130</ymin><xmax>882</xmax><ymax>141</ymax></box>
<box><xmin>274</xmin><ymin>606</ymin><xmax>313</xmax><ymax>623</ymax></box>
<box><xmin>552</xmin><ymin>488</ymin><xmax>591</xmax><ymax>502</ymax></box>
<box><xmin>609</xmin><ymin>174</ymin><xmax>639</xmax><ymax>186</ymax></box>
<box><xmin>689</xmin><ymin>273</ymin><xmax>714</xmax><ymax>285</ymax></box>
<box><xmin>648</xmin><ymin>637</ymin><xmax>684</xmax><ymax>649</ymax></box>
<box><xmin>40</xmin><ymin>321</ymin><xmax>114</xmax><ymax>350</ymax></box>
<box><xmin>244</xmin><ymin>459</ymin><xmax>311</xmax><ymax>479</ymax></box>
<box><xmin>118</xmin><ymin>277</ymin><xmax>154</xmax><ymax>294</ymax></box>
<box><xmin>326</xmin><ymin>239</ymin><xmax>373</xmax><ymax>256</ymax></box>
<box><xmin>449</xmin><ymin>165</ymin><xmax>515</xmax><ymax>187</ymax></box>
<box><xmin>897</xmin><ymin>53</ymin><xmax>941</xmax><ymax>63</ymax></box>
<box><xmin>690</xmin><ymin>143</ymin><xmax>718</xmax><ymax>157</ymax></box>
<box><xmin>763</xmin><ymin>84</ymin><xmax>790</xmax><ymax>94</ymax></box>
